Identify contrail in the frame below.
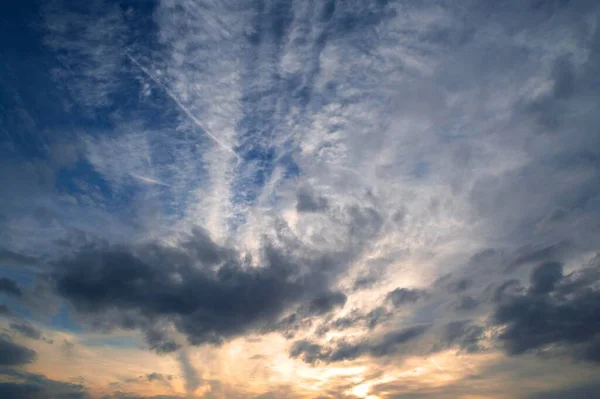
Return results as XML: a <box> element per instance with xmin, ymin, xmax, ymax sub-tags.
<box><xmin>130</xmin><ymin>173</ymin><xmax>170</xmax><ymax>187</ymax></box>
<box><xmin>125</xmin><ymin>53</ymin><xmax>240</xmax><ymax>160</ymax></box>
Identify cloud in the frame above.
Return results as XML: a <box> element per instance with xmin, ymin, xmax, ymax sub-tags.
<box><xmin>437</xmin><ymin>321</ymin><xmax>485</xmax><ymax>354</ymax></box>
<box><xmin>42</xmin><ymin>0</ymin><xmax>127</xmax><ymax>111</ymax></box>
<box><xmin>51</xmin><ymin>227</ymin><xmax>358</xmax><ymax>348</ymax></box>
<box><xmin>104</xmin><ymin>395</ymin><xmax>182</xmax><ymax>399</ymax></box>
<box><xmin>0</xmin><ymin>277</ymin><xmax>23</xmax><ymax>297</ymax></box>
<box><xmin>2</xmin><ymin>0</ymin><xmax>600</xmax><ymax>397</ymax></box>
<box><xmin>492</xmin><ymin>258</ymin><xmax>600</xmax><ymax>363</ymax></box>
<box><xmin>317</xmin><ymin>306</ymin><xmax>391</xmax><ymax>336</ymax></box>
<box><xmin>529</xmin><ymin>261</ymin><xmax>563</xmax><ymax>295</ymax></box>
<box><xmin>146</xmin><ymin>372</ymin><xmax>173</xmax><ymax>383</ymax></box>
<box><xmin>301</xmin><ymin>291</ymin><xmax>347</xmax><ymax>316</ymax></box>
<box><xmin>0</xmin><ymin>368</ymin><xmax>89</xmax><ymax>399</ymax></box>
<box><xmin>8</xmin><ymin>322</ymin><xmax>53</xmax><ymax>344</ymax></box>
<box><xmin>291</xmin><ymin>324</ymin><xmax>429</xmax><ymax>364</ymax></box>
<box><xmin>386</xmin><ymin>288</ymin><xmax>426</xmax><ymax>307</ymax></box>
<box><xmin>10</xmin><ymin>322</ymin><xmax>44</xmax><ymax>341</ymax></box>
<box><xmin>296</xmin><ymin>187</ymin><xmax>328</xmax><ymax>213</ymax></box>
<box><xmin>178</xmin><ymin>350</ymin><xmax>201</xmax><ymax>398</ymax></box>
<box><xmin>527</xmin><ymin>382</ymin><xmax>600</xmax><ymax>399</ymax></box>
<box><xmin>0</xmin><ymin>249</ymin><xmax>38</xmax><ymax>268</ymax></box>
<box><xmin>143</xmin><ymin>328</ymin><xmax>180</xmax><ymax>354</ymax></box>
<box><xmin>0</xmin><ymin>304</ymin><xmax>12</xmax><ymax>316</ymax></box>
<box><xmin>0</xmin><ymin>334</ymin><xmax>37</xmax><ymax>366</ymax></box>
<box><xmin>455</xmin><ymin>295</ymin><xmax>479</xmax><ymax>311</ymax></box>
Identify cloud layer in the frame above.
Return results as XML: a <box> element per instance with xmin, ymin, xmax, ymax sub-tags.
<box><xmin>1</xmin><ymin>0</ymin><xmax>600</xmax><ymax>398</ymax></box>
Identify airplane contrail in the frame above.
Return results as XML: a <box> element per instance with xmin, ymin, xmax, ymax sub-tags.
<box><xmin>125</xmin><ymin>53</ymin><xmax>240</xmax><ymax>160</ymax></box>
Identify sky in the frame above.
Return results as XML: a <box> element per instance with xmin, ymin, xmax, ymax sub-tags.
<box><xmin>1</xmin><ymin>0</ymin><xmax>600</xmax><ymax>398</ymax></box>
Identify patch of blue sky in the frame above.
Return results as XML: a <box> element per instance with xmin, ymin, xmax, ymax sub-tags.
<box><xmin>50</xmin><ymin>305</ymin><xmax>82</xmax><ymax>334</ymax></box>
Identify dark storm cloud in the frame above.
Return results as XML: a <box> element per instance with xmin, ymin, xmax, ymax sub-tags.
<box><xmin>0</xmin><ymin>368</ymin><xmax>89</xmax><ymax>399</ymax></box>
<box><xmin>0</xmin><ymin>304</ymin><xmax>12</xmax><ymax>316</ymax></box>
<box><xmin>386</xmin><ymin>288</ymin><xmax>425</xmax><ymax>307</ymax></box>
<box><xmin>529</xmin><ymin>262</ymin><xmax>563</xmax><ymax>295</ymax></box>
<box><xmin>0</xmin><ymin>277</ymin><xmax>23</xmax><ymax>297</ymax></box>
<box><xmin>0</xmin><ymin>334</ymin><xmax>37</xmax><ymax>366</ymax></box>
<box><xmin>290</xmin><ymin>325</ymin><xmax>429</xmax><ymax>364</ymax></box>
<box><xmin>51</xmin><ymin>228</ymin><xmax>358</xmax><ymax>349</ymax></box>
<box><xmin>492</xmin><ymin>259</ymin><xmax>600</xmax><ymax>363</ymax></box>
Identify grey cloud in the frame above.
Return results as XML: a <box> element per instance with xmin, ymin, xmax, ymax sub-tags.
<box><xmin>10</xmin><ymin>322</ymin><xmax>45</xmax><ymax>341</ymax></box>
<box><xmin>266</xmin><ymin>313</ymin><xmax>313</xmax><ymax>340</ymax></box>
<box><xmin>492</xmin><ymin>260</ymin><xmax>600</xmax><ymax>362</ymax></box>
<box><xmin>527</xmin><ymin>382</ymin><xmax>600</xmax><ymax>399</ymax></box>
<box><xmin>438</xmin><ymin>321</ymin><xmax>485</xmax><ymax>354</ymax></box>
<box><xmin>507</xmin><ymin>242</ymin><xmax>573</xmax><ymax>272</ymax></box>
<box><xmin>178</xmin><ymin>350</ymin><xmax>201</xmax><ymax>398</ymax></box>
<box><xmin>60</xmin><ymin>340</ymin><xmax>75</xmax><ymax>357</ymax></box>
<box><xmin>353</xmin><ymin>274</ymin><xmax>378</xmax><ymax>290</ymax></box>
<box><xmin>0</xmin><ymin>304</ymin><xmax>12</xmax><ymax>316</ymax></box>
<box><xmin>0</xmin><ymin>368</ymin><xmax>88</xmax><ymax>399</ymax></box>
<box><xmin>146</xmin><ymin>372</ymin><xmax>173</xmax><ymax>382</ymax></box>
<box><xmin>103</xmin><ymin>395</ymin><xmax>181</xmax><ymax>399</ymax></box>
<box><xmin>116</xmin><ymin>372</ymin><xmax>175</xmax><ymax>391</ymax></box>
<box><xmin>0</xmin><ymin>249</ymin><xmax>38</xmax><ymax>267</ymax></box>
<box><xmin>316</xmin><ymin>306</ymin><xmax>391</xmax><ymax>336</ymax></box>
<box><xmin>291</xmin><ymin>325</ymin><xmax>429</xmax><ymax>364</ymax></box>
<box><xmin>52</xmin><ymin>228</ymin><xmax>356</xmax><ymax>349</ymax></box>
<box><xmin>368</xmin><ymin>325</ymin><xmax>430</xmax><ymax>357</ymax></box>
<box><xmin>144</xmin><ymin>327</ymin><xmax>180</xmax><ymax>354</ymax></box>
<box><xmin>386</xmin><ymin>288</ymin><xmax>425</xmax><ymax>307</ymax></box>
<box><xmin>529</xmin><ymin>262</ymin><xmax>563</xmax><ymax>295</ymax></box>
<box><xmin>0</xmin><ymin>334</ymin><xmax>37</xmax><ymax>366</ymax></box>
<box><xmin>264</xmin><ymin>291</ymin><xmax>349</xmax><ymax>340</ymax></box>
<box><xmin>346</xmin><ymin>206</ymin><xmax>384</xmax><ymax>240</ymax></box>
<box><xmin>289</xmin><ymin>340</ymin><xmax>326</xmax><ymax>365</ymax></box>
<box><xmin>448</xmin><ymin>279</ymin><xmax>472</xmax><ymax>293</ymax></box>
<box><xmin>0</xmin><ymin>277</ymin><xmax>23</xmax><ymax>297</ymax></box>
<box><xmin>455</xmin><ymin>295</ymin><xmax>479</xmax><ymax>311</ymax></box>
<box><xmin>302</xmin><ymin>291</ymin><xmax>347</xmax><ymax>316</ymax></box>
<box><xmin>296</xmin><ymin>188</ymin><xmax>328</xmax><ymax>213</ymax></box>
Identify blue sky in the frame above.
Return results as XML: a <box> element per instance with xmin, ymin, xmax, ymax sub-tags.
<box><xmin>2</xmin><ymin>1</ymin><xmax>600</xmax><ymax>398</ymax></box>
